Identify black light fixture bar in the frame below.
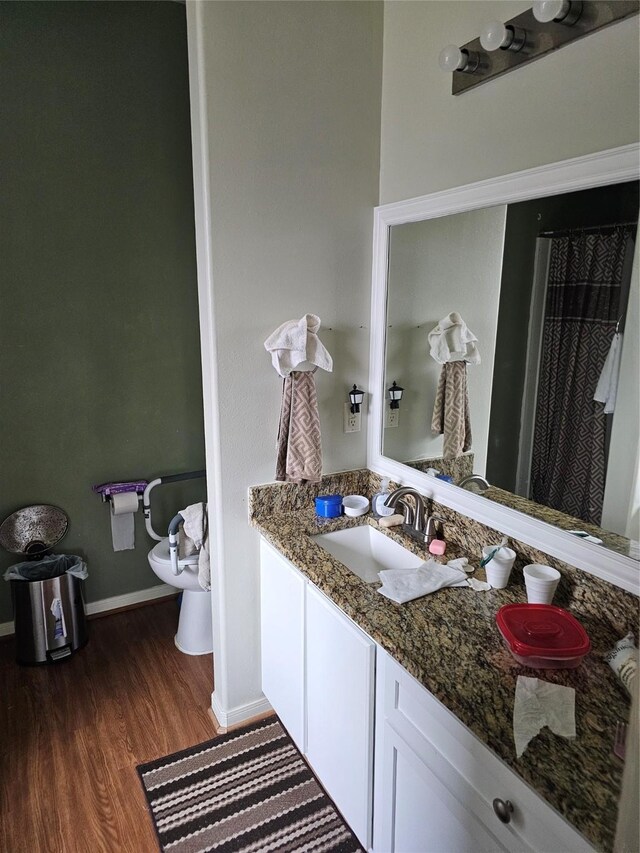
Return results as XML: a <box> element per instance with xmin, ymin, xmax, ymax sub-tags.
<box><xmin>451</xmin><ymin>1</ymin><xmax>639</xmax><ymax>95</ymax></box>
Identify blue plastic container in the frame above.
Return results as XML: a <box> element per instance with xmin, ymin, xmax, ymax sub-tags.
<box><xmin>314</xmin><ymin>494</ymin><xmax>343</xmax><ymax>518</ymax></box>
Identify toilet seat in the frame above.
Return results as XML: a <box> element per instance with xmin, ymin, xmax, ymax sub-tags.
<box><xmin>149</xmin><ymin>537</ymin><xmax>199</xmax><ymax>569</ymax></box>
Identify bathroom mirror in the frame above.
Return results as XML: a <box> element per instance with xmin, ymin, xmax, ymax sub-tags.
<box><xmin>368</xmin><ymin>145</ymin><xmax>640</xmax><ymax>593</ymax></box>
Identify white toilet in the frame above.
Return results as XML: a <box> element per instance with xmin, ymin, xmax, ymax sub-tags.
<box><xmin>147</xmin><ymin>539</ymin><xmax>213</xmax><ymax>655</ymax></box>
<box><xmin>143</xmin><ymin>472</ymin><xmax>212</xmax><ymax>656</ymax></box>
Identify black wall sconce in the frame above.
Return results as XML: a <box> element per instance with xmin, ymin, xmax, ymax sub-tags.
<box><xmin>439</xmin><ymin>1</ymin><xmax>638</xmax><ymax>95</ymax></box>
<box><xmin>388</xmin><ymin>381</ymin><xmax>404</xmax><ymax>410</ymax></box>
<box><xmin>349</xmin><ymin>384</ymin><xmax>365</xmax><ymax>414</ymax></box>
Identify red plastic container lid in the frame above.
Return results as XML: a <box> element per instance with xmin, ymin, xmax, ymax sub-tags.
<box><xmin>496</xmin><ymin>604</ymin><xmax>591</xmax><ymax>658</ymax></box>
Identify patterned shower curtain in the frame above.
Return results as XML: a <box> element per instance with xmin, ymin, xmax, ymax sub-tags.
<box><xmin>530</xmin><ymin>226</ymin><xmax>634</xmax><ymax>525</ymax></box>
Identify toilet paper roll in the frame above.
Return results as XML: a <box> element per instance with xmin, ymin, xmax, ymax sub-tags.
<box><xmin>110</xmin><ymin>491</ymin><xmax>139</xmax><ymax>552</ymax></box>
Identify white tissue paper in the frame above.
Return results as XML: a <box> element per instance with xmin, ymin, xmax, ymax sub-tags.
<box><xmin>110</xmin><ymin>491</ymin><xmax>139</xmax><ymax>551</ymax></box>
<box><xmin>467</xmin><ymin>577</ymin><xmax>491</xmax><ymax>591</ymax></box>
<box><xmin>447</xmin><ymin>557</ymin><xmax>491</xmax><ymax>591</ymax></box>
<box><xmin>378</xmin><ymin>560</ymin><xmax>467</xmax><ymax>604</ymax></box>
<box><xmin>513</xmin><ymin>676</ymin><xmax>576</xmax><ymax>758</ymax></box>
<box><xmin>447</xmin><ymin>557</ymin><xmax>472</xmax><ymax>573</ymax></box>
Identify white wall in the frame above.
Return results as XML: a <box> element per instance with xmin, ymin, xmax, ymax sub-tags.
<box><xmin>602</xmin><ymin>238</ymin><xmax>640</xmax><ymax>542</ymax></box>
<box><xmin>188</xmin><ymin>1</ymin><xmax>382</xmax><ymax>722</ymax></box>
<box><xmin>379</xmin><ymin>0</ymin><xmax>639</xmax><ymax>537</ymax></box>
<box><xmin>380</xmin><ymin>1</ymin><xmax>640</xmax><ymax>203</ymax></box>
<box><xmin>383</xmin><ymin>207</ymin><xmax>507</xmax><ymax>473</ymax></box>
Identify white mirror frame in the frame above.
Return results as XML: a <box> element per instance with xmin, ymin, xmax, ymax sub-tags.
<box><xmin>368</xmin><ymin>143</ymin><xmax>640</xmax><ymax>595</ymax></box>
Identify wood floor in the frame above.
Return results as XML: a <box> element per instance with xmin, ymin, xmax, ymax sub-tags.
<box><xmin>0</xmin><ymin>599</ymin><xmax>216</xmax><ymax>852</ymax></box>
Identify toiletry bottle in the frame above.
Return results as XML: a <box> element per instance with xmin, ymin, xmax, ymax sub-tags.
<box><xmin>372</xmin><ymin>478</ymin><xmax>395</xmax><ymax>519</ymax></box>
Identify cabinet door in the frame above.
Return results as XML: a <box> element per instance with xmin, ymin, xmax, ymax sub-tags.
<box><xmin>375</xmin><ymin>722</ymin><xmax>509</xmax><ymax>853</ymax></box>
<box><xmin>259</xmin><ymin>539</ymin><xmax>305</xmax><ymax>751</ymax></box>
<box><xmin>305</xmin><ymin>584</ymin><xmax>375</xmax><ymax>850</ymax></box>
<box><xmin>374</xmin><ymin>649</ymin><xmax>594</xmax><ymax>853</ymax></box>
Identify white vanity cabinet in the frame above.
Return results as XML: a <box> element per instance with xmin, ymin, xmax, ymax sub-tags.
<box><xmin>373</xmin><ymin>650</ymin><xmax>596</xmax><ymax>853</ymax></box>
<box><xmin>260</xmin><ymin>538</ymin><xmax>596</xmax><ymax>853</ymax></box>
<box><xmin>259</xmin><ymin>539</ymin><xmax>375</xmax><ymax>848</ymax></box>
<box><xmin>259</xmin><ymin>539</ymin><xmax>305</xmax><ymax>750</ymax></box>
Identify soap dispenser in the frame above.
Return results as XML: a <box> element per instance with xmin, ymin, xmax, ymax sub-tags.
<box><xmin>372</xmin><ymin>478</ymin><xmax>395</xmax><ymax>519</ymax></box>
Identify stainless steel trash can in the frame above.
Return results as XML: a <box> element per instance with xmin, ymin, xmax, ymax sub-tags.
<box><xmin>11</xmin><ymin>572</ymin><xmax>88</xmax><ymax>664</ymax></box>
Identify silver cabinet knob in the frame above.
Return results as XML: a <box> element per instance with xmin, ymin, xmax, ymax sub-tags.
<box><xmin>492</xmin><ymin>798</ymin><xmax>514</xmax><ymax>823</ymax></box>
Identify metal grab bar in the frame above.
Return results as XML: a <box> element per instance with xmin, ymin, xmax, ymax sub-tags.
<box><xmin>168</xmin><ymin>513</ymin><xmax>184</xmax><ymax>576</ymax></box>
<box><xmin>143</xmin><ymin>470</ymin><xmax>206</xmax><ymax>541</ymax></box>
<box><xmin>157</xmin><ymin>470</ymin><xmax>206</xmax><ymax>485</ymax></box>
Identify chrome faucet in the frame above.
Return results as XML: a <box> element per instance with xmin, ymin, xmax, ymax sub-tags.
<box><xmin>384</xmin><ymin>487</ymin><xmax>427</xmax><ymax>543</ymax></box>
<box><xmin>458</xmin><ymin>474</ymin><xmax>490</xmax><ymax>493</ymax></box>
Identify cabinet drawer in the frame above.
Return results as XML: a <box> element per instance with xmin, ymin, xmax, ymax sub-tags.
<box><xmin>377</xmin><ymin>650</ymin><xmax>595</xmax><ymax>853</ymax></box>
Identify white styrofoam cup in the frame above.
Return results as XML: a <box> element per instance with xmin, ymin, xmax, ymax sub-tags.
<box><xmin>482</xmin><ymin>545</ymin><xmax>516</xmax><ymax>589</ymax></box>
<box><xmin>523</xmin><ymin>563</ymin><xmax>561</xmax><ymax>604</ymax></box>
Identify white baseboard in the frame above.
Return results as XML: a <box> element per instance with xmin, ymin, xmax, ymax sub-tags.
<box><xmin>211</xmin><ymin>690</ymin><xmax>272</xmax><ymax>729</ymax></box>
<box><xmin>0</xmin><ymin>583</ymin><xmax>175</xmax><ymax>638</ymax></box>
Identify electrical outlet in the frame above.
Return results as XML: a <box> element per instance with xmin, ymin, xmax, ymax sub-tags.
<box><xmin>386</xmin><ymin>407</ymin><xmax>399</xmax><ymax>428</ymax></box>
<box><xmin>343</xmin><ymin>403</ymin><xmax>361</xmax><ymax>433</ymax></box>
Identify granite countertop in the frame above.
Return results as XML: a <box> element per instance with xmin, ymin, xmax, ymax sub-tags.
<box><xmin>250</xmin><ymin>498</ymin><xmax>634</xmax><ymax>853</ymax></box>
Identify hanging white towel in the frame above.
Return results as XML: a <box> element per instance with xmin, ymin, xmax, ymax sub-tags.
<box><xmin>594</xmin><ymin>332</ymin><xmax>623</xmax><ymax>414</ymax></box>
<box><xmin>264</xmin><ymin>313</ymin><xmax>333</xmax><ymax>377</ymax></box>
<box><xmin>428</xmin><ymin>312</ymin><xmax>480</xmax><ymax>365</ymax></box>
<box><xmin>180</xmin><ymin>502</ymin><xmax>210</xmax><ymax>591</ymax></box>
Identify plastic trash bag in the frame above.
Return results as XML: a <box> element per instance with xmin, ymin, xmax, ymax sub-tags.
<box><xmin>3</xmin><ymin>554</ymin><xmax>88</xmax><ymax>582</ymax></box>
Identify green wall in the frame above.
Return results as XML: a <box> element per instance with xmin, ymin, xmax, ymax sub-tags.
<box><xmin>0</xmin><ymin>2</ymin><xmax>205</xmax><ymax>622</ymax></box>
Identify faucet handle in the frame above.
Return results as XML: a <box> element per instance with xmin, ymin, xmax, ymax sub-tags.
<box><xmin>424</xmin><ymin>514</ymin><xmax>445</xmax><ymax>545</ymax></box>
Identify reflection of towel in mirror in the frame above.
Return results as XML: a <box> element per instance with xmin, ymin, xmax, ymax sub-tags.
<box><xmin>180</xmin><ymin>502</ymin><xmax>210</xmax><ymax>591</ymax></box>
<box><xmin>431</xmin><ymin>362</ymin><xmax>472</xmax><ymax>459</ymax></box>
<box><xmin>593</xmin><ymin>332</ymin><xmax>623</xmax><ymax>414</ymax></box>
<box><xmin>276</xmin><ymin>371</ymin><xmax>322</xmax><ymax>483</ymax></box>
<box><xmin>428</xmin><ymin>312</ymin><xmax>480</xmax><ymax>365</ymax></box>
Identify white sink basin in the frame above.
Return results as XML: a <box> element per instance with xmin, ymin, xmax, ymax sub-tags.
<box><xmin>312</xmin><ymin>525</ymin><xmax>423</xmax><ymax>583</ymax></box>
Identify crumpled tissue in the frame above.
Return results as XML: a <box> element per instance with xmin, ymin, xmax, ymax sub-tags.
<box><xmin>514</xmin><ymin>676</ymin><xmax>576</xmax><ymax>758</ymax></box>
<box><xmin>378</xmin><ymin>560</ymin><xmax>467</xmax><ymax>604</ymax></box>
<box><xmin>467</xmin><ymin>577</ymin><xmax>491</xmax><ymax>591</ymax></box>
<box><xmin>447</xmin><ymin>557</ymin><xmax>473</xmax><ymax>573</ymax></box>
<box><xmin>447</xmin><ymin>557</ymin><xmax>491</xmax><ymax>591</ymax></box>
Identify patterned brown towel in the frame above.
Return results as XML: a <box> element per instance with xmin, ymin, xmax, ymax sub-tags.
<box><xmin>275</xmin><ymin>371</ymin><xmax>322</xmax><ymax>483</ymax></box>
<box><xmin>431</xmin><ymin>361</ymin><xmax>472</xmax><ymax>459</ymax></box>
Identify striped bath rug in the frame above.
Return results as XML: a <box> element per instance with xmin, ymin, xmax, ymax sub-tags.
<box><xmin>137</xmin><ymin>716</ymin><xmax>364</xmax><ymax>852</ymax></box>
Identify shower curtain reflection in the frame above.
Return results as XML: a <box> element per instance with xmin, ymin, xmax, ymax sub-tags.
<box><xmin>530</xmin><ymin>226</ymin><xmax>636</xmax><ymax>525</ymax></box>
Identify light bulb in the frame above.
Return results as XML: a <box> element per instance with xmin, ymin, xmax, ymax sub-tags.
<box><xmin>533</xmin><ymin>0</ymin><xmax>571</xmax><ymax>22</ymax></box>
<box><xmin>438</xmin><ymin>44</ymin><xmax>466</xmax><ymax>72</ymax></box>
<box><xmin>480</xmin><ymin>20</ymin><xmax>511</xmax><ymax>51</ymax></box>
<box><xmin>438</xmin><ymin>45</ymin><xmax>480</xmax><ymax>74</ymax></box>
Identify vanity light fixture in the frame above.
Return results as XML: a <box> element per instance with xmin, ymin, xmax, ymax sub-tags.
<box><xmin>533</xmin><ymin>0</ymin><xmax>583</xmax><ymax>24</ymax></box>
<box><xmin>440</xmin><ymin>0</ymin><xmax>638</xmax><ymax>95</ymax></box>
<box><xmin>388</xmin><ymin>381</ymin><xmax>404</xmax><ymax>410</ymax></box>
<box><xmin>479</xmin><ymin>20</ymin><xmax>527</xmax><ymax>52</ymax></box>
<box><xmin>349</xmin><ymin>384</ymin><xmax>365</xmax><ymax>414</ymax></box>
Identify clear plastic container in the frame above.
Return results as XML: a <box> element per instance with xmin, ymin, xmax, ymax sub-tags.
<box><xmin>371</xmin><ymin>478</ymin><xmax>394</xmax><ymax>519</ymax></box>
<box><xmin>496</xmin><ymin>604</ymin><xmax>590</xmax><ymax>669</ymax></box>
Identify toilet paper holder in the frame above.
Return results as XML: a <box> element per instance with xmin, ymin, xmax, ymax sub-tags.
<box><xmin>92</xmin><ymin>480</ymin><xmax>148</xmax><ymax>504</ymax></box>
